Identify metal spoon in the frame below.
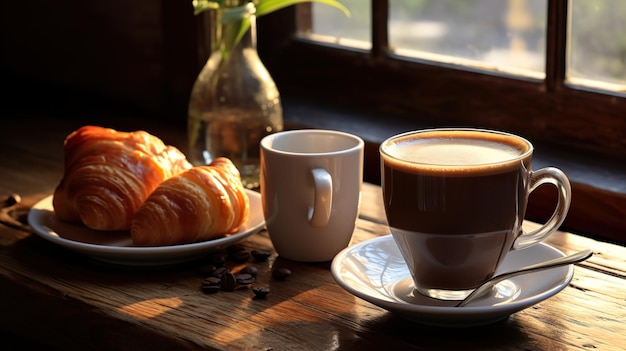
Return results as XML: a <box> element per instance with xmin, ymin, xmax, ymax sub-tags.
<box><xmin>456</xmin><ymin>249</ymin><xmax>593</xmax><ymax>307</ymax></box>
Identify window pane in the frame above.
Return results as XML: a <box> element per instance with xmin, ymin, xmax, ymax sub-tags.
<box><xmin>568</xmin><ymin>0</ymin><xmax>626</xmax><ymax>92</ymax></box>
<box><xmin>310</xmin><ymin>0</ymin><xmax>371</xmax><ymax>50</ymax></box>
<box><xmin>389</xmin><ymin>0</ymin><xmax>547</xmax><ymax>78</ymax></box>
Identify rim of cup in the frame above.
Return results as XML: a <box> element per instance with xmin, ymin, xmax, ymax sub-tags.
<box><xmin>379</xmin><ymin>128</ymin><xmax>534</xmax><ymax>169</ymax></box>
<box><xmin>261</xmin><ymin>129</ymin><xmax>364</xmax><ymax>155</ymax></box>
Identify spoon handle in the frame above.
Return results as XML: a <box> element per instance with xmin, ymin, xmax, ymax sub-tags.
<box><xmin>456</xmin><ymin>249</ymin><xmax>593</xmax><ymax>307</ymax></box>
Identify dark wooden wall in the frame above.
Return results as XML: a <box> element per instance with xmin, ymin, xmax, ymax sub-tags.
<box><xmin>0</xmin><ymin>0</ymin><xmax>198</xmax><ymax>121</ymax></box>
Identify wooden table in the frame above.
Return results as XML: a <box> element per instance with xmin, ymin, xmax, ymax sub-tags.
<box><xmin>1</xmin><ymin>117</ymin><xmax>624</xmax><ymax>351</ymax></box>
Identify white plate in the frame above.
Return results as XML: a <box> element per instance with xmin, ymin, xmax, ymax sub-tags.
<box><xmin>331</xmin><ymin>235</ymin><xmax>574</xmax><ymax>327</ymax></box>
<box><xmin>27</xmin><ymin>189</ymin><xmax>265</xmax><ymax>267</ymax></box>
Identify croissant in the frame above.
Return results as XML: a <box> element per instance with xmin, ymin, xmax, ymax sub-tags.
<box><xmin>130</xmin><ymin>158</ymin><xmax>250</xmax><ymax>246</ymax></box>
<box><xmin>53</xmin><ymin>125</ymin><xmax>192</xmax><ymax>230</ymax></box>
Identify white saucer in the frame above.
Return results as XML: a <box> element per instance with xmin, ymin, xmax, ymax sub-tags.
<box><xmin>27</xmin><ymin>189</ymin><xmax>265</xmax><ymax>267</ymax></box>
<box><xmin>331</xmin><ymin>235</ymin><xmax>574</xmax><ymax>327</ymax></box>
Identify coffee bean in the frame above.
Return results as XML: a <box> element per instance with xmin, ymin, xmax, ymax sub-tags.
<box><xmin>213</xmin><ymin>267</ymin><xmax>230</xmax><ymax>278</ymax></box>
<box><xmin>2</xmin><ymin>193</ymin><xmax>20</xmax><ymax>207</ymax></box>
<box><xmin>220</xmin><ymin>272</ymin><xmax>237</xmax><ymax>292</ymax></box>
<box><xmin>202</xmin><ymin>276</ymin><xmax>221</xmax><ymax>286</ymax></box>
<box><xmin>272</xmin><ymin>267</ymin><xmax>291</xmax><ymax>280</ymax></box>
<box><xmin>252</xmin><ymin>286</ymin><xmax>270</xmax><ymax>299</ymax></box>
<box><xmin>240</xmin><ymin>265</ymin><xmax>258</xmax><ymax>277</ymax></box>
<box><xmin>200</xmin><ymin>276</ymin><xmax>221</xmax><ymax>294</ymax></box>
<box><xmin>251</xmin><ymin>249</ymin><xmax>271</xmax><ymax>261</ymax></box>
<box><xmin>236</xmin><ymin>273</ymin><xmax>255</xmax><ymax>285</ymax></box>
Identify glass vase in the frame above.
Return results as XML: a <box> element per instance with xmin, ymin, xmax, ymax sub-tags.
<box><xmin>187</xmin><ymin>1</ymin><xmax>283</xmax><ymax>190</ymax></box>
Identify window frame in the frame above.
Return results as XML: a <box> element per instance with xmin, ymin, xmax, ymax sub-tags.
<box><xmin>256</xmin><ymin>0</ymin><xmax>626</xmax><ymax>161</ymax></box>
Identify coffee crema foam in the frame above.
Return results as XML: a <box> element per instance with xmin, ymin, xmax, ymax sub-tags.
<box><xmin>382</xmin><ymin>131</ymin><xmax>531</xmax><ymax>175</ymax></box>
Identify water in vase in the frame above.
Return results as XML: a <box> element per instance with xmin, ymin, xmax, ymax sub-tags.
<box><xmin>188</xmin><ymin>105</ymin><xmax>281</xmax><ymax>190</ymax></box>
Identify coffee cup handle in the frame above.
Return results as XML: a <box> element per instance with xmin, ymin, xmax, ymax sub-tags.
<box><xmin>308</xmin><ymin>168</ymin><xmax>333</xmax><ymax>227</ymax></box>
<box><xmin>513</xmin><ymin>167</ymin><xmax>572</xmax><ymax>250</ymax></box>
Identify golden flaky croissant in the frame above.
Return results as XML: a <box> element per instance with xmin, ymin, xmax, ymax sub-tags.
<box><xmin>130</xmin><ymin>157</ymin><xmax>250</xmax><ymax>246</ymax></box>
<box><xmin>53</xmin><ymin>125</ymin><xmax>192</xmax><ymax>231</ymax></box>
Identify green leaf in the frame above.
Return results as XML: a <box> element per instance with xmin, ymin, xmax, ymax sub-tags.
<box><xmin>192</xmin><ymin>0</ymin><xmax>222</xmax><ymax>15</ymax></box>
<box><xmin>193</xmin><ymin>0</ymin><xmax>351</xmax><ymax>18</ymax></box>
<box><xmin>192</xmin><ymin>0</ymin><xmax>351</xmax><ymax>59</ymax></box>
<box><xmin>221</xmin><ymin>2</ymin><xmax>255</xmax><ymax>23</ymax></box>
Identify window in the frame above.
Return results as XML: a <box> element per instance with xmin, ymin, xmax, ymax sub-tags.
<box><xmin>310</xmin><ymin>0</ymin><xmax>626</xmax><ymax>91</ymax></box>
<box><xmin>257</xmin><ymin>0</ymin><xmax>626</xmax><ymax>164</ymax></box>
<box><xmin>386</xmin><ymin>0</ymin><xmax>547</xmax><ymax>79</ymax></box>
<box><xmin>311</xmin><ymin>0</ymin><xmax>371</xmax><ymax>49</ymax></box>
<box><xmin>568</xmin><ymin>0</ymin><xmax>626</xmax><ymax>91</ymax></box>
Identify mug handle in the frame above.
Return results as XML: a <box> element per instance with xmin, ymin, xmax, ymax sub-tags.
<box><xmin>308</xmin><ymin>168</ymin><xmax>333</xmax><ymax>227</ymax></box>
<box><xmin>513</xmin><ymin>167</ymin><xmax>572</xmax><ymax>250</ymax></box>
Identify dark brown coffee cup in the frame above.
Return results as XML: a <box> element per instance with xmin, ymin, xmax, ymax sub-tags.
<box><xmin>380</xmin><ymin>128</ymin><xmax>571</xmax><ymax>301</ymax></box>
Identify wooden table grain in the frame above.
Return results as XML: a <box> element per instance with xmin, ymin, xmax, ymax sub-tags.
<box><xmin>0</xmin><ymin>117</ymin><xmax>624</xmax><ymax>351</ymax></box>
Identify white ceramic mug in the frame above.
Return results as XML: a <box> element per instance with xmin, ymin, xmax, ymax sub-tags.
<box><xmin>260</xmin><ymin>129</ymin><xmax>364</xmax><ymax>262</ymax></box>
